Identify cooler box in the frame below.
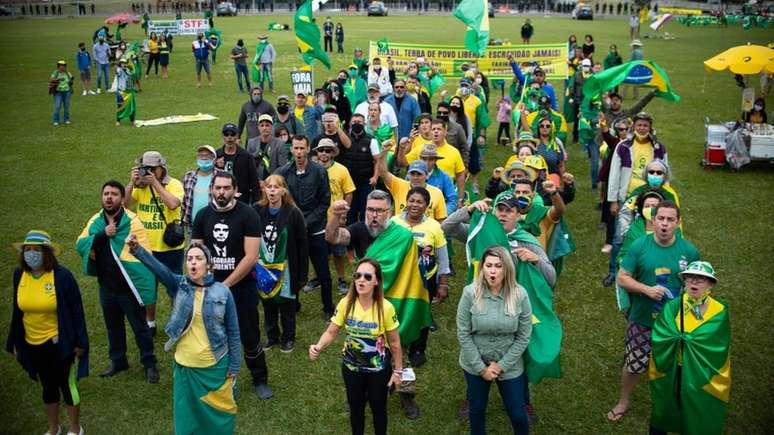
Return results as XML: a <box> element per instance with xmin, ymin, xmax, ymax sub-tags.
<box><xmin>705</xmin><ymin>145</ymin><xmax>727</xmax><ymax>166</ymax></box>
<box><xmin>705</xmin><ymin>124</ymin><xmax>730</xmax><ymax>146</ymax></box>
<box><xmin>750</xmin><ymin>134</ymin><xmax>774</xmax><ymax>159</ymax></box>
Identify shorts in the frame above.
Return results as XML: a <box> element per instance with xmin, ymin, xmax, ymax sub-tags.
<box><xmin>624</xmin><ymin>322</ymin><xmax>652</xmax><ymax>374</ymax></box>
<box><xmin>195</xmin><ymin>59</ymin><xmax>210</xmax><ymax>74</ymax></box>
<box><xmin>328</xmin><ymin>242</ymin><xmax>346</xmax><ymax>257</ymax></box>
<box><xmin>79</xmin><ymin>69</ymin><xmax>91</xmax><ymax>81</ymax></box>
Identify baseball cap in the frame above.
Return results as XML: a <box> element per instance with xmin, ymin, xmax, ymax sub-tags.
<box><xmin>197</xmin><ymin>145</ymin><xmax>217</xmax><ymax>157</ymax></box>
<box><xmin>277</xmin><ymin>94</ymin><xmax>290</xmax><ymax>103</ymax></box>
<box><xmin>533</xmin><ymin>66</ymin><xmax>545</xmax><ymax>74</ymax></box>
<box><xmin>494</xmin><ymin>192</ymin><xmax>519</xmax><ymax>209</ymax></box>
<box><xmin>222</xmin><ymin>123</ymin><xmax>238</xmax><ymax>134</ymax></box>
<box><xmin>459</xmin><ymin>78</ymin><xmax>472</xmax><ymax>86</ymax></box>
<box><xmin>367</xmin><ymin>83</ymin><xmax>380</xmax><ymax>92</ymax></box>
<box><xmin>581</xmin><ymin>59</ymin><xmax>592</xmax><ymax>67</ymax></box>
<box><xmin>258</xmin><ymin>114</ymin><xmax>274</xmax><ymax>124</ymax></box>
<box><xmin>137</xmin><ymin>151</ymin><xmax>167</xmax><ymax>168</ymax></box>
<box><xmin>407</xmin><ymin>160</ymin><xmax>428</xmax><ymax>175</ymax></box>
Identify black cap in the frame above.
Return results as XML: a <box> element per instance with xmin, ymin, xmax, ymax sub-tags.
<box><xmin>533</xmin><ymin>66</ymin><xmax>544</xmax><ymax>74</ymax></box>
<box><xmin>222</xmin><ymin>123</ymin><xmax>238</xmax><ymax>134</ymax></box>
<box><xmin>495</xmin><ymin>193</ymin><xmax>520</xmax><ymax>209</ymax></box>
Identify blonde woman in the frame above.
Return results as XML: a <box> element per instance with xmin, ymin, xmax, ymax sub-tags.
<box><xmin>309</xmin><ymin>258</ymin><xmax>402</xmax><ymax>435</ymax></box>
<box><xmin>457</xmin><ymin>245</ymin><xmax>532</xmax><ymax>435</ymax></box>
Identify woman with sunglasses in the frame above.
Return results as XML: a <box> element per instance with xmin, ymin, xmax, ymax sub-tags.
<box><xmin>253</xmin><ymin>174</ymin><xmax>308</xmax><ymax>353</ymax></box>
<box><xmin>309</xmin><ymin>258</ymin><xmax>403</xmax><ymax>435</ymax></box>
<box><xmin>534</xmin><ymin>115</ymin><xmax>567</xmax><ymax>177</ymax></box>
<box><xmin>457</xmin><ymin>245</ymin><xmax>532</xmax><ymax>434</ymax></box>
<box><xmin>598</xmin><ymin>117</ymin><xmax>632</xmax><ymax>256</ymax></box>
<box><xmin>7</xmin><ymin>230</ymin><xmax>89</xmax><ymax>435</ymax></box>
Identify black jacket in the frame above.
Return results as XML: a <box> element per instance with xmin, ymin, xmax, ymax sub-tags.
<box><xmin>7</xmin><ymin>266</ymin><xmax>89</xmax><ymax>380</ymax></box>
<box><xmin>274</xmin><ymin>160</ymin><xmax>331</xmax><ymax>233</ymax></box>
<box><xmin>255</xmin><ymin>203</ymin><xmax>309</xmax><ymax>294</ymax></box>
<box><xmin>217</xmin><ymin>145</ymin><xmax>259</xmax><ymax>203</ymax></box>
<box><xmin>237</xmin><ymin>98</ymin><xmax>278</xmax><ymax>140</ymax></box>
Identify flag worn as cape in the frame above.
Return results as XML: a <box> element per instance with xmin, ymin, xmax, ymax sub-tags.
<box><xmin>294</xmin><ymin>0</ymin><xmax>331</xmax><ymax>69</ymax></box>
<box><xmin>453</xmin><ymin>0</ymin><xmax>490</xmax><ymax>57</ymax></box>
<box><xmin>252</xmin><ymin>41</ymin><xmax>269</xmax><ymax>83</ymax></box>
<box><xmin>465</xmin><ymin>211</ymin><xmax>562</xmax><ymax>383</ymax></box>
<box><xmin>418</xmin><ymin>65</ymin><xmax>445</xmax><ymax>98</ymax></box>
<box><xmin>116</xmin><ymin>90</ymin><xmax>136</xmax><ymax>121</ymax></box>
<box><xmin>365</xmin><ymin>221</ymin><xmax>432</xmax><ymax>346</ymax></box>
<box><xmin>76</xmin><ymin>209</ymin><xmax>156</xmax><ymax>305</ymax></box>
<box><xmin>256</xmin><ymin>226</ymin><xmax>288</xmax><ymax>300</ymax></box>
<box><xmin>205</xmin><ymin>28</ymin><xmax>222</xmax><ymax>50</ymax></box>
<box><xmin>582</xmin><ymin>60</ymin><xmax>681</xmax><ymax>103</ymax></box>
<box><xmin>649</xmin><ymin>295</ymin><xmax>731</xmax><ymax>435</ymax></box>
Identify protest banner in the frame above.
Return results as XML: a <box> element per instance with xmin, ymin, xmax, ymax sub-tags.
<box><xmin>148</xmin><ymin>19</ymin><xmax>210</xmax><ymax>36</ymax></box>
<box><xmin>368</xmin><ymin>41</ymin><xmax>568</xmax><ymax>80</ymax></box>
<box><xmin>291</xmin><ymin>70</ymin><xmax>314</xmax><ymax>96</ymax></box>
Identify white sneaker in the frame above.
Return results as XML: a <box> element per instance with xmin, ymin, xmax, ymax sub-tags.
<box><xmin>88</xmin><ymin>90</ymin><xmax>96</xmax><ymax>95</ymax></box>
<box><xmin>96</xmin><ymin>88</ymin><xmax>101</xmax><ymax>94</ymax></box>
<box><xmin>66</xmin><ymin>425</ymin><xmax>84</xmax><ymax>435</ymax></box>
<box><xmin>64</xmin><ymin>121</ymin><xmax>71</xmax><ymax>125</ymax></box>
<box><xmin>44</xmin><ymin>425</ymin><xmax>62</xmax><ymax>435</ymax></box>
<box><xmin>53</xmin><ymin>122</ymin><xmax>59</xmax><ymax>126</ymax></box>
<box><xmin>82</xmin><ymin>90</ymin><xmax>87</xmax><ymax>96</ymax></box>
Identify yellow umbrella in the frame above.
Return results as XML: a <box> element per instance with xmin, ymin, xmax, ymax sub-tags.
<box><xmin>703</xmin><ymin>43</ymin><xmax>774</xmax><ymax>75</ymax></box>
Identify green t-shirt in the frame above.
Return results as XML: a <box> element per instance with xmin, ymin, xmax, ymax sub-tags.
<box><xmin>50</xmin><ymin>70</ymin><xmax>72</xmax><ymax>92</ymax></box>
<box><xmin>620</xmin><ymin>234</ymin><xmax>699</xmax><ymax>328</ymax></box>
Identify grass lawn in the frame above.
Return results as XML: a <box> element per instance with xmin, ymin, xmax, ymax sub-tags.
<box><xmin>0</xmin><ymin>11</ymin><xmax>773</xmax><ymax>435</ymax></box>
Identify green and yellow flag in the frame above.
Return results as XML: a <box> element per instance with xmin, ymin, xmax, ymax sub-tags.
<box><xmin>76</xmin><ymin>209</ymin><xmax>156</xmax><ymax>305</ymax></box>
<box><xmin>453</xmin><ymin>0</ymin><xmax>490</xmax><ymax>57</ymax></box>
<box><xmin>465</xmin><ymin>210</ymin><xmax>562</xmax><ymax>383</ymax></box>
<box><xmin>365</xmin><ymin>221</ymin><xmax>431</xmax><ymax>346</ymax></box>
<box><xmin>293</xmin><ymin>0</ymin><xmax>331</xmax><ymax>69</ymax></box>
<box><xmin>582</xmin><ymin>60</ymin><xmax>681</xmax><ymax>103</ymax></box>
<box><xmin>649</xmin><ymin>295</ymin><xmax>731</xmax><ymax>435</ymax></box>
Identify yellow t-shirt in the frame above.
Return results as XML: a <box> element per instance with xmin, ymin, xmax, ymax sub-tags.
<box><xmin>294</xmin><ymin>105</ymin><xmax>306</xmax><ymax>123</ymax></box>
<box><xmin>462</xmin><ymin>94</ymin><xmax>481</xmax><ymax>129</ymax></box>
<box><xmin>392</xmin><ymin>216</ymin><xmax>446</xmax><ymax>278</ymax></box>
<box><xmin>386</xmin><ymin>176</ymin><xmax>447</xmax><ymax>221</ymax></box>
<box><xmin>410</xmin><ymin>135</ymin><xmax>434</xmax><ymax>152</ymax></box>
<box><xmin>148</xmin><ymin>39</ymin><xmax>159</xmax><ymax>54</ymax></box>
<box><xmin>405</xmin><ymin>142</ymin><xmax>465</xmax><ymax>180</ymax></box>
<box><xmin>174</xmin><ymin>289</ymin><xmax>217</xmax><ymax>368</ymax></box>
<box><xmin>326</xmin><ymin>162</ymin><xmax>356</xmax><ymax>218</ymax></box>
<box><xmin>131</xmin><ymin>178</ymin><xmax>185</xmax><ymax>251</ymax></box>
<box><xmin>628</xmin><ymin>140</ymin><xmax>654</xmax><ymax>193</ymax></box>
<box><xmin>17</xmin><ymin>271</ymin><xmax>58</xmax><ymax>345</ymax></box>
<box><xmin>331</xmin><ymin>297</ymin><xmax>399</xmax><ymax>372</ymax></box>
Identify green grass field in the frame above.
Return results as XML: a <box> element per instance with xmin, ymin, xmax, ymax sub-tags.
<box><xmin>0</xmin><ymin>12</ymin><xmax>773</xmax><ymax>434</ymax></box>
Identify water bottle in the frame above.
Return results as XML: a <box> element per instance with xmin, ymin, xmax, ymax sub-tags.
<box><xmin>651</xmin><ymin>274</ymin><xmax>676</xmax><ymax>319</ymax></box>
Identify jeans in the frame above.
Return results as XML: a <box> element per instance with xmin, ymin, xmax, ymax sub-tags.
<box><xmin>152</xmin><ymin>249</ymin><xmax>183</xmax><ymax>300</ymax></box>
<box><xmin>234</xmin><ymin>63</ymin><xmax>250</xmax><ymax>91</ymax></box>
<box><xmin>263</xmin><ymin>297</ymin><xmax>296</xmax><ymax>343</ymax></box>
<box><xmin>464</xmin><ymin>370</ymin><xmax>529</xmax><ymax>435</ymax></box>
<box><xmin>96</xmin><ymin>63</ymin><xmax>110</xmax><ymax>90</ymax></box>
<box><xmin>259</xmin><ymin>63</ymin><xmax>273</xmax><ymax>91</ymax></box>
<box><xmin>230</xmin><ymin>282</ymin><xmax>269</xmax><ymax>385</ymax></box>
<box><xmin>308</xmin><ymin>232</ymin><xmax>333</xmax><ymax>314</ymax></box>
<box><xmin>342</xmin><ymin>362</ymin><xmax>392</xmax><ymax>435</ymax></box>
<box><xmin>347</xmin><ymin>183</ymin><xmax>373</xmax><ymax>225</ymax></box>
<box><xmin>52</xmin><ymin>91</ymin><xmax>70</xmax><ymax>123</ymax></box>
<box><xmin>586</xmin><ymin>138</ymin><xmax>600</xmax><ymax>190</ymax></box>
<box><xmin>98</xmin><ymin>287</ymin><xmax>156</xmax><ymax>369</ymax></box>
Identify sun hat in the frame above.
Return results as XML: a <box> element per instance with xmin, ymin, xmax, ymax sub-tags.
<box><xmin>679</xmin><ymin>261</ymin><xmax>717</xmax><ymax>283</ymax></box>
<box><xmin>136</xmin><ymin>151</ymin><xmax>167</xmax><ymax>168</ymax></box>
<box><xmin>505</xmin><ymin>161</ymin><xmax>537</xmax><ymax>182</ymax></box>
<box><xmin>516</xmin><ymin>131</ymin><xmax>539</xmax><ymax>146</ymax></box>
<box><xmin>419</xmin><ymin>143</ymin><xmax>445</xmax><ymax>160</ymax></box>
<box><xmin>630</xmin><ymin>39</ymin><xmax>642</xmax><ymax>47</ymax></box>
<box><xmin>13</xmin><ymin>230</ymin><xmax>61</xmax><ymax>255</ymax></box>
<box><xmin>197</xmin><ymin>145</ymin><xmax>217</xmax><ymax>157</ymax></box>
<box><xmin>312</xmin><ymin>138</ymin><xmax>339</xmax><ymax>156</ymax></box>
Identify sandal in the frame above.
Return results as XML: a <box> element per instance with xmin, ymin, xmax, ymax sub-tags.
<box><xmin>606</xmin><ymin>407</ymin><xmax>628</xmax><ymax>422</ymax></box>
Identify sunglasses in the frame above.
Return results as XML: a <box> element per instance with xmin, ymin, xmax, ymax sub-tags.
<box><xmin>353</xmin><ymin>272</ymin><xmax>374</xmax><ymax>282</ymax></box>
<box><xmin>616</xmin><ymin>127</ymin><xmax>629</xmax><ymax>132</ymax></box>
<box><xmin>437</xmin><ymin>110</ymin><xmax>449</xmax><ymax>115</ymax></box>
<box><xmin>223</xmin><ymin>132</ymin><xmax>237</xmax><ymax>137</ymax></box>
<box><xmin>317</xmin><ymin>148</ymin><xmax>334</xmax><ymax>154</ymax></box>
<box><xmin>539</xmin><ymin>124</ymin><xmax>552</xmax><ymax>128</ymax></box>
<box><xmin>647</xmin><ymin>170</ymin><xmax>664</xmax><ymax>175</ymax></box>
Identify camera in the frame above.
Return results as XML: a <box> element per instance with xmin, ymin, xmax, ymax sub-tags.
<box><xmin>137</xmin><ymin>166</ymin><xmax>153</xmax><ymax>177</ymax></box>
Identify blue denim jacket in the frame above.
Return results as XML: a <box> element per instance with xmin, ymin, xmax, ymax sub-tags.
<box><xmin>132</xmin><ymin>246</ymin><xmax>241</xmax><ymax>374</ymax></box>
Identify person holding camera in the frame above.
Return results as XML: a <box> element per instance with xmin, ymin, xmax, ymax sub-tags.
<box><xmin>50</xmin><ymin>60</ymin><xmax>73</xmax><ymax>126</ymax></box>
<box><xmin>124</xmin><ymin>151</ymin><xmax>185</xmax><ymax>336</ymax></box>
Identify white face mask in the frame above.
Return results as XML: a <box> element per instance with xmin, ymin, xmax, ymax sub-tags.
<box><xmin>754</xmin><ymin>104</ymin><xmax>763</xmax><ymax>111</ymax></box>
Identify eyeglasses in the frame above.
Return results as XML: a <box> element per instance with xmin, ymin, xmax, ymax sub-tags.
<box><xmin>353</xmin><ymin>272</ymin><xmax>374</xmax><ymax>282</ymax></box>
<box><xmin>684</xmin><ymin>276</ymin><xmax>709</xmax><ymax>284</ymax></box>
<box><xmin>366</xmin><ymin>207</ymin><xmax>388</xmax><ymax>215</ymax></box>
<box><xmin>539</xmin><ymin>124</ymin><xmax>552</xmax><ymax>128</ymax></box>
<box><xmin>647</xmin><ymin>170</ymin><xmax>665</xmax><ymax>175</ymax></box>
<box><xmin>317</xmin><ymin>148</ymin><xmax>334</xmax><ymax>154</ymax></box>
<box><xmin>223</xmin><ymin>132</ymin><xmax>237</xmax><ymax>137</ymax></box>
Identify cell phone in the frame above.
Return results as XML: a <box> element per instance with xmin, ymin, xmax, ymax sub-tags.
<box><xmin>412</xmin><ymin>122</ymin><xmax>419</xmax><ymax>130</ymax></box>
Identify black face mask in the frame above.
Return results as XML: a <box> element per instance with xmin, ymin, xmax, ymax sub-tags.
<box><xmin>351</xmin><ymin>123</ymin><xmax>364</xmax><ymax>135</ymax></box>
<box><xmin>277</xmin><ymin>105</ymin><xmax>289</xmax><ymax>114</ymax></box>
<box><xmin>437</xmin><ymin>114</ymin><xmax>449</xmax><ymax>122</ymax></box>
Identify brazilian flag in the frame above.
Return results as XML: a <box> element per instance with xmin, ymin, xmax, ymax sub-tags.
<box><xmin>649</xmin><ymin>295</ymin><xmax>731</xmax><ymax>435</ymax></box>
<box><xmin>293</xmin><ymin>0</ymin><xmax>331</xmax><ymax>69</ymax></box>
<box><xmin>582</xmin><ymin>60</ymin><xmax>681</xmax><ymax>103</ymax></box>
<box><xmin>465</xmin><ymin>210</ymin><xmax>562</xmax><ymax>383</ymax></box>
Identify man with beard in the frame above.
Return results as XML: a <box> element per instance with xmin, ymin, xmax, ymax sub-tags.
<box><xmin>237</xmin><ymin>86</ymin><xmax>277</xmax><ymax>142</ymax></box>
<box><xmin>325</xmin><ymin>190</ymin><xmax>426</xmax><ymax>419</ymax></box>
<box><xmin>384</xmin><ymin>79</ymin><xmax>421</xmax><ymax>142</ymax></box>
<box><xmin>76</xmin><ymin>181</ymin><xmax>159</xmax><ymax>383</ymax></box>
<box><xmin>191</xmin><ymin>172</ymin><xmax>273</xmax><ymax>400</ymax></box>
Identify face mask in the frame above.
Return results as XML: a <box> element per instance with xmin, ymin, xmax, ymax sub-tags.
<box><xmin>754</xmin><ymin>104</ymin><xmax>763</xmax><ymax>111</ymax></box>
<box><xmin>251</xmin><ymin>95</ymin><xmax>262</xmax><ymax>104</ymax></box>
<box><xmin>459</xmin><ymin>87</ymin><xmax>471</xmax><ymax>97</ymax></box>
<box><xmin>515</xmin><ymin>195</ymin><xmax>532</xmax><ymax>211</ymax></box>
<box><xmin>237</xmin><ymin>42</ymin><xmax>244</xmax><ymax>47</ymax></box>
<box><xmin>406</xmin><ymin>83</ymin><xmax>416</xmax><ymax>92</ymax></box>
<box><xmin>647</xmin><ymin>174</ymin><xmax>664</xmax><ymax>188</ymax></box>
<box><xmin>373</xmin><ymin>66</ymin><xmax>381</xmax><ymax>72</ymax></box>
<box><xmin>80</xmin><ymin>47</ymin><xmax>86</xmax><ymax>51</ymax></box>
<box><xmin>338</xmin><ymin>77</ymin><xmax>347</xmax><ymax>84</ymax></box>
<box><xmin>24</xmin><ymin>250</ymin><xmax>44</xmax><ymax>270</ymax></box>
<box><xmin>350</xmin><ymin>123</ymin><xmax>364</xmax><ymax>135</ymax></box>
<box><xmin>197</xmin><ymin>159</ymin><xmax>214</xmax><ymax>171</ymax></box>
<box><xmin>277</xmin><ymin>105</ymin><xmax>289</xmax><ymax>115</ymax></box>
<box><xmin>349</xmin><ymin>69</ymin><xmax>357</xmax><ymax>77</ymax></box>
<box><xmin>437</xmin><ymin>114</ymin><xmax>449</xmax><ymax>122</ymax></box>
<box><xmin>475</xmin><ymin>77</ymin><xmax>482</xmax><ymax>85</ymax></box>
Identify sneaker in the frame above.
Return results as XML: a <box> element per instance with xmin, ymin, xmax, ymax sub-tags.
<box><xmin>471</xmin><ymin>184</ymin><xmax>480</xmax><ymax>195</ymax></box>
<box><xmin>64</xmin><ymin>120</ymin><xmax>71</xmax><ymax>125</ymax></box>
<box><xmin>145</xmin><ymin>366</ymin><xmax>160</xmax><ymax>384</ymax></box>
<box><xmin>88</xmin><ymin>90</ymin><xmax>96</xmax><ymax>95</ymax></box>
<box><xmin>254</xmin><ymin>383</ymin><xmax>273</xmax><ymax>400</ymax></box>
<box><xmin>601</xmin><ymin>244</ymin><xmax>612</xmax><ymax>254</ymax></box>
<box><xmin>280</xmin><ymin>340</ymin><xmax>295</xmax><ymax>353</ymax></box>
<box><xmin>82</xmin><ymin>90</ymin><xmax>87</xmax><ymax>96</ymax></box>
<box><xmin>96</xmin><ymin>88</ymin><xmax>101</xmax><ymax>94</ymax></box>
<box><xmin>263</xmin><ymin>338</ymin><xmax>278</xmax><ymax>350</ymax></box>
<box><xmin>302</xmin><ymin>278</ymin><xmax>320</xmax><ymax>293</ymax></box>
<box><xmin>338</xmin><ymin>278</ymin><xmax>348</xmax><ymax>295</ymax></box>
<box><xmin>602</xmin><ymin>274</ymin><xmax>616</xmax><ymax>288</ymax></box>
<box><xmin>399</xmin><ymin>393</ymin><xmax>420</xmax><ymax>419</ymax></box>
<box><xmin>525</xmin><ymin>403</ymin><xmax>539</xmax><ymax>425</ymax></box>
<box><xmin>53</xmin><ymin>122</ymin><xmax>59</xmax><ymax>126</ymax></box>
<box><xmin>44</xmin><ymin>425</ymin><xmax>62</xmax><ymax>435</ymax></box>
<box><xmin>66</xmin><ymin>426</ymin><xmax>84</xmax><ymax>435</ymax></box>
<box><xmin>458</xmin><ymin>399</ymin><xmax>469</xmax><ymax>421</ymax></box>
<box><xmin>429</xmin><ymin>320</ymin><xmax>438</xmax><ymax>332</ymax></box>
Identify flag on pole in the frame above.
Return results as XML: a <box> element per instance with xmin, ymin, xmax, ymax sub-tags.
<box><xmin>293</xmin><ymin>0</ymin><xmax>331</xmax><ymax>69</ymax></box>
<box><xmin>376</xmin><ymin>37</ymin><xmax>390</xmax><ymax>54</ymax></box>
<box><xmin>582</xmin><ymin>60</ymin><xmax>681</xmax><ymax>103</ymax></box>
<box><xmin>453</xmin><ymin>0</ymin><xmax>490</xmax><ymax>57</ymax></box>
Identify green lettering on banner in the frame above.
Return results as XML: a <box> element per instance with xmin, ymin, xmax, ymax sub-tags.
<box><xmin>369</xmin><ymin>41</ymin><xmax>569</xmax><ymax>80</ymax></box>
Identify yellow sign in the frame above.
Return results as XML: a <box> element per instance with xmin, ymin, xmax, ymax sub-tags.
<box><xmin>660</xmin><ymin>6</ymin><xmax>704</xmax><ymax>16</ymax></box>
<box><xmin>368</xmin><ymin>41</ymin><xmax>569</xmax><ymax>80</ymax></box>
